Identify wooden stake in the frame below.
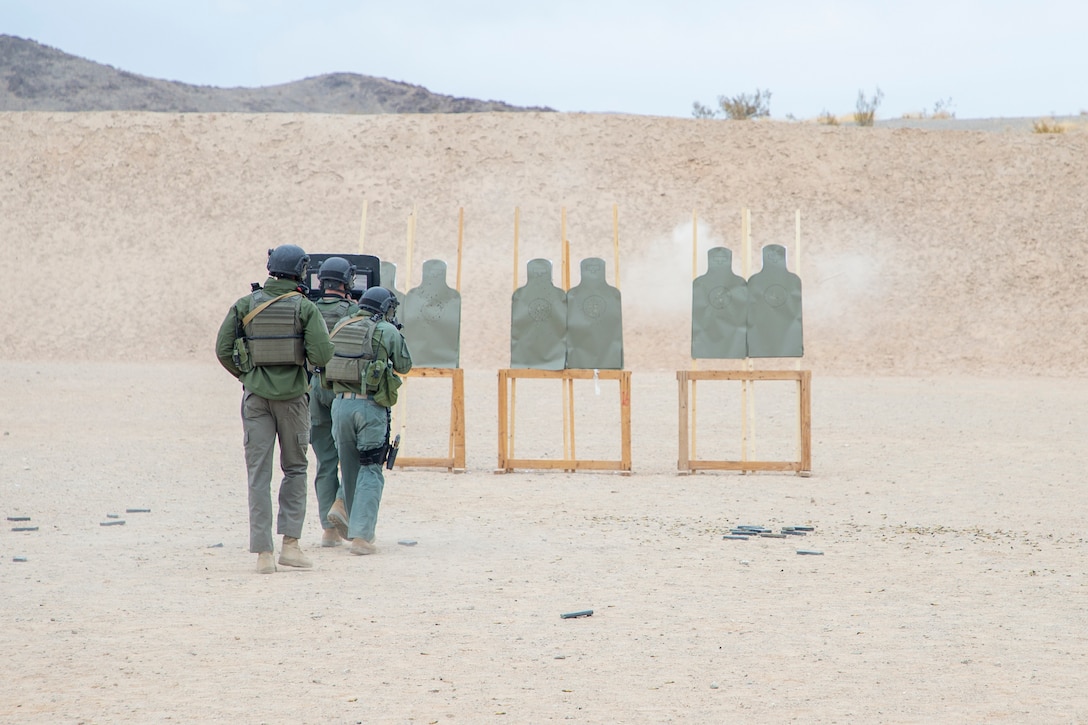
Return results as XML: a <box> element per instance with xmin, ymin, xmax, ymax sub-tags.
<box><xmin>562</xmin><ymin>377</ymin><xmax>570</xmax><ymax>462</ymax></box>
<box><xmin>399</xmin><ymin>207</ymin><xmax>416</xmax><ymax>443</ymax></box>
<box><xmin>511</xmin><ymin>207</ymin><xmax>520</xmax><ymax>452</ymax></box>
<box><xmin>691</xmin><ymin>378</ymin><xmax>698</xmax><ymax>463</ymax></box>
<box><xmin>561</xmin><ymin>207</ymin><xmax>570</xmax><ymax>290</ymax></box>
<box><xmin>560</xmin><ymin>206</ymin><xmax>570</xmax><ymax>462</ymax></box>
<box><xmin>692</xmin><ymin>211</ymin><xmax>699</xmax><ymax>383</ymax></box>
<box><xmin>747</xmin><ymin>355</ymin><xmax>757</xmax><ymax>467</ymax></box>
<box><xmin>405</xmin><ymin>207</ymin><xmax>416</xmax><ymax>291</ymax></box>
<box><xmin>741</xmin><ymin>208</ymin><xmax>751</xmax><ymax>469</ymax></box>
<box><xmin>612</xmin><ymin>204</ymin><xmax>620</xmax><ymax>289</ymax></box>
<box><xmin>510</xmin><ymin>377</ymin><xmax>518</xmax><ymax>457</ymax></box>
<box><xmin>451</xmin><ymin>369</ymin><xmax>465</xmax><ymax>467</ymax></box>
<box><xmin>567</xmin><ymin>376</ymin><xmax>577</xmax><ymax>472</ymax></box>
<box><xmin>677</xmin><ymin>373</ymin><xmax>690</xmax><ymax>471</ymax></box>
<box><xmin>795</xmin><ymin>210</ymin><xmax>803</xmax><ymax>367</ymax></box>
<box><xmin>563</xmin><ymin>239</ymin><xmax>570</xmax><ymax>290</ymax></box>
<box><xmin>497</xmin><ymin>370</ymin><xmax>509</xmax><ymax>471</ymax></box>
<box><xmin>747</xmin><ymin>209</ymin><xmax>758</xmax><ymax>467</ymax></box>
<box><xmin>456</xmin><ymin>206</ymin><xmax>464</xmax><ymax>293</ymax></box>
<box><xmin>795</xmin><ymin>209</ymin><xmax>802</xmax><ymax>278</ymax></box>
<box><xmin>740</xmin><ymin>208</ymin><xmax>750</xmax><ymax>282</ymax></box>
<box><xmin>691</xmin><ymin>209</ymin><xmax>699</xmax><ymax>460</ymax></box>
<box><xmin>513</xmin><ymin>207</ymin><xmax>521</xmax><ymax>293</ymax></box>
<box><xmin>691</xmin><ymin>209</ymin><xmax>698</xmax><ymax>280</ymax></box>
<box><xmin>795</xmin><ymin>209</ymin><xmax>803</xmax><ymax>463</ymax></box>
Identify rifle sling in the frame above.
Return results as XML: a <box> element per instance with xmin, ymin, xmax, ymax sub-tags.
<box><xmin>241</xmin><ymin>291</ymin><xmax>302</xmax><ymax>328</ymax></box>
<box><xmin>329</xmin><ymin>313</ymin><xmax>380</xmax><ymax>339</ymax></box>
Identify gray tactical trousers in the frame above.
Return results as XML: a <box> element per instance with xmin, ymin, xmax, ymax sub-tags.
<box><xmin>330</xmin><ymin>395</ymin><xmax>388</xmax><ymax>543</ymax></box>
<box><xmin>242</xmin><ymin>390</ymin><xmax>310</xmax><ymax>553</ymax></box>
<box><xmin>308</xmin><ymin>379</ymin><xmax>342</xmax><ymax>532</ymax></box>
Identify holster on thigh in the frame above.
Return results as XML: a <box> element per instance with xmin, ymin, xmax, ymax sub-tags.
<box><xmin>359</xmin><ymin>445</ymin><xmax>388</xmax><ymax>466</ymax></box>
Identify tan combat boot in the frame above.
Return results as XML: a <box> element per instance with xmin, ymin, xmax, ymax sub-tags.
<box><xmin>279</xmin><ymin>536</ymin><xmax>313</xmax><ymax>568</ymax></box>
<box><xmin>321</xmin><ymin>527</ymin><xmax>343</xmax><ymax>547</ymax></box>
<box><xmin>349</xmin><ymin>538</ymin><xmax>378</xmax><ymax>556</ymax></box>
<box><xmin>256</xmin><ymin>551</ymin><xmax>276</xmax><ymax>574</ymax></box>
<box><xmin>326</xmin><ymin>499</ymin><xmax>349</xmax><ymax>541</ymax></box>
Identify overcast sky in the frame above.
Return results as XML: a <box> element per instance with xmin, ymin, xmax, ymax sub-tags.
<box><xmin>5</xmin><ymin>1</ymin><xmax>1085</xmax><ymax>120</ymax></box>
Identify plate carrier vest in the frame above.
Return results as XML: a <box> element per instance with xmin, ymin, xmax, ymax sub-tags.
<box><xmin>326</xmin><ymin>315</ymin><xmax>378</xmax><ymax>385</ymax></box>
<box><xmin>243</xmin><ymin>289</ymin><xmax>306</xmax><ymax>367</ymax></box>
<box><xmin>317</xmin><ymin>297</ymin><xmax>354</xmax><ymax>333</ymax></box>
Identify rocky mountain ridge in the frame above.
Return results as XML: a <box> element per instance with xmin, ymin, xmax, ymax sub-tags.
<box><xmin>0</xmin><ymin>34</ymin><xmax>553</xmax><ymax>113</ymax></box>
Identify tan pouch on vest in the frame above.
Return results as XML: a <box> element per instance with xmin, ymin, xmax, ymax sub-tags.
<box><xmin>374</xmin><ymin>365</ymin><xmax>402</xmax><ymax>407</ymax></box>
<box><xmin>232</xmin><ymin>337</ymin><xmax>253</xmax><ymax>373</ymax></box>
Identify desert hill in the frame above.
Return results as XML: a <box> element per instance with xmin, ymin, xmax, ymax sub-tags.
<box><xmin>1</xmin><ymin>110</ymin><xmax>1085</xmax><ymax>376</ymax></box>
<box><xmin>0</xmin><ymin>34</ymin><xmax>552</xmax><ymax>113</ymax></box>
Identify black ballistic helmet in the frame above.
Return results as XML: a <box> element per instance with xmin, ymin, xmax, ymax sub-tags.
<box><xmin>266</xmin><ymin>244</ymin><xmax>310</xmax><ymax>280</ymax></box>
<box><xmin>359</xmin><ymin>286</ymin><xmax>398</xmax><ymax>315</ymax></box>
<box><xmin>318</xmin><ymin>256</ymin><xmax>356</xmax><ymax>287</ymax></box>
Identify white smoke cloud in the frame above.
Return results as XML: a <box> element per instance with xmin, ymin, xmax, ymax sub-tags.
<box><xmin>621</xmin><ymin>217</ymin><xmax>728</xmax><ymax>317</ymax></box>
<box><xmin>803</xmin><ymin>251</ymin><xmax>883</xmax><ymax>323</ymax></box>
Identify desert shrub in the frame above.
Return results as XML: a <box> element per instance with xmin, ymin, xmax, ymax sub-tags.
<box><xmin>853</xmin><ymin>87</ymin><xmax>884</xmax><ymax>126</ymax></box>
<box><xmin>718</xmin><ymin>89</ymin><xmax>772</xmax><ymax>119</ymax></box>
<box><xmin>900</xmin><ymin>98</ymin><xmax>955</xmax><ymax>121</ymax></box>
<box><xmin>1032</xmin><ymin>118</ymin><xmax>1067</xmax><ymax>134</ymax></box>
<box><xmin>817</xmin><ymin>110</ymin><xmax>839</xmax><ymax>126</ymax></box>
<box><xmin>931</xmin><ymin>97</ymin><xmax>955</xmax><ymax>119</ymax></box>
<box><xmin>690</xmin><ymin>89</ymin><xmax>772</xmax><ymax>120</ymax></box>
<box><xmin>691</xmin><ymin>101</ymin><xmax>718</xmax><ymax>119</ymax></box>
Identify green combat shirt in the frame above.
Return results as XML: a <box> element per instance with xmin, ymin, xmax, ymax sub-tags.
<box><xmin>215</xmin><ymin>276</ymin><xmax>335</xmax><ymax>400</ymax></box>
<box><xmin>330</xmin><ymin>315</ymin><xmax>413</xmax><ymax>399</ymax></box>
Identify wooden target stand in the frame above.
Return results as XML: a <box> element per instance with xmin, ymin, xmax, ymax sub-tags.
<box><xmin>496</xmin><ymin>368</ymin><xmax>632</xmax><ymax>473</ymax></box>
<box><xmin>497</xmin><ymin>205</ymin><xmax>631</xmax><ymax>474</ymax></box>
<box><xmin>361</xmin><ymin>202</ymin><xmax>467</xmax><ymax>472</ymax></box>
<box><xmin>677</xmin><ymin>368</ymin><xmax>811</xmax><ymax>474</ymax></box>
<box><xmin>393</xmin><ymin>367</ymin><xmax>466</xmax><ymax>472</ymax></box>
<box><xmin>678</xmin><ymin>209</ymin><xmax>812</xmax><ymax>476</ymax></box>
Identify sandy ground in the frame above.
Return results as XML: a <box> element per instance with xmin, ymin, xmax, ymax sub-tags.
<box><xmin>2</xmin><ymin>363</ymin><xmax>1088</xmax><ymax>722</ymax></box>
<box><xmin>2</xmin><ymin>111</ymin><xmax>1088</xmax><ymax>722</ymax></box>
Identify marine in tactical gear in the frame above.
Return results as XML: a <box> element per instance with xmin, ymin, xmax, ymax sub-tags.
<box><xmin>215</xmin><ymin>244</ymin><xmax>334</xmax><ymax>574</ymax></box>
<box><xmin>310</xmin><ymin>257</ymin><xmax>361</xmax><ymax>547</ymax></box>
<box><xmin>329</xmin><ymin>286</ymin><xmax>412</xmax><ymax>555</ymax></box>
<box><xmin>313</xmin><ymin>256</ymin><xmax>361</xmax><ymax>339</ymax></box>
